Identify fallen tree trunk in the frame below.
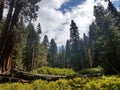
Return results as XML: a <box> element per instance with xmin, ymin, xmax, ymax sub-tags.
<box><xmin>0</xmin><ymin>69</ymin><xmax>69</xmax><ymax>83</ymax></box>
<box><xmin>0</xmin><ymin>69</ymin><xmax>101</xmax><ymax>83</ymax></box>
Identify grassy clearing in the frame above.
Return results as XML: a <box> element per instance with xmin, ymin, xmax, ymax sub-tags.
<box><xmin>0</xmin><ymin>75</ymin><xmax>120</xmax><ymax>90</ymax></box>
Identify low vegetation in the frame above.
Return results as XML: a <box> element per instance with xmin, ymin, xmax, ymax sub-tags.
<box><xmin>0</xmin><ymin>75</ymin><xmax>120</xmax><ymax>90</ymax></box>
<box><xmin>33</xmin><ymin>66</ymin><xmax>104</xmax><ymax>76</ymax></box>
<box><xmin>33</xmin><ymin>67</ymin><xmax>76</xmax><ymax>76</ymax></box>
<box><xmin>78</xmin><ymin>66</ymin><xmax>104</xmax><ymax>75</ymax></box>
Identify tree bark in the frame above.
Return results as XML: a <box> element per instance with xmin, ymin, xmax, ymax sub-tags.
<box><xmin>0</xmin><ymin>0</ymin><xmax>16</xmax><ymax>73</ymax></box>
<box><xmin>31</xmin><ymin>47</ymin><xmax>34</xmax><ymax>71</ymax></box>
<box><xmin>0</xmin><ymin>0</ymin><xmax>4</xmax><ymax>20</ymax></box>
<box><xmin>0</xmin><ymin>0</ymin><xmax>22</xmax><ymax>73</ymax></box>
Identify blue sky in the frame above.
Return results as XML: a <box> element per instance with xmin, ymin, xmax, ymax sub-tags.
<box><xmin>113</xmin><ymin>0</ymin><xmax>120</xmax><ymax>8</ymax></box>
<box><xmin>59</xmin><ymin>0</ymin><xmax>119</xmax><ymax>13</ymax></box>
<box><xmin>36</xmin><ymin>0</ymin><xmax>119</xmax><ymax>46</ymax></box>
<box><xmin>59</xmin><ymin>0</ymin><xmax>86</xmax><ymax>13</ymax></box>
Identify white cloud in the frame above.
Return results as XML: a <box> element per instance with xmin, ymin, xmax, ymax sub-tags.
<box><xmin>36</xmin><ymin>0</ymin><xmax>117</xmax><ymax>46</ymax></box>
<box><xmin>2</xmin><ymin>0</ymin><xmax>118</xmax><ymax>46</ymax></box>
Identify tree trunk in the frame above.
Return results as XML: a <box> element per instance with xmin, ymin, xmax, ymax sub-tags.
<box><xmin>31</xmin><ymin>47</ymin><xmax>34</xmax><ymax>71</ymax></box>
<box><xmin>0</xmin><ymin>0</ymin><xmax>4</xmax><ymax>20</ymax></box>
<box><xmin>88</xmin><ymin>48</ymin><xmax>93</xmax><ymax>68</ymax></box>
<box><xmin>0</xmin><ymin>68</ymin><xmax>73</xmax><ymax>83</ymax></box>
<box><xmin>0</xmin><ymin>0</ymin><xmax>16</xmax><ymax>73</ymax></box>
<box><xmin>10</xmin><ymin>1</ymin><xmax>22</xmax><ymax>29</ymax></box>
<box><xmin>0</xmin><ymin>0</ymin><xmax>22</xmax><ymax>73</ymax></box>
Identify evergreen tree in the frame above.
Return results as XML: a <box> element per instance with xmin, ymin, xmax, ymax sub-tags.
<box><xmin>65</xmin><ymin>40</ymin><xmax>71</xmax><ymax>68</ymax></box>
<box><xmin>48</xmin><ymin>39</ymin><xmax>57</xmax><ymax>67</ymax></box>
<box><xmin>12</xmin><ymin>25</ymin><xmax>27</xmax><ymax>69</ymax></box>
<box><xmin>23</xmin><ymin>23</ymin><xmax>47</xmax><ymax>71</ymax></box>
<box><xmin>37</xmin><ymin>23</ymin><xmax>42</xmax><ymax>34</ymax></box>
<box><xmin>89</xmin><ymin>2</ymin><xmax>120</xmax><ymax>74</ymax></box>
<box><xmin>89</xmin><ymin>22</ymin><xmax>97</xmax><ymax>67</ymax></box>
<box><xmin>90</xmin><ymin>4</ymin><xmax>107</xmax><ymax>68</ymax></box>
<box><xmin>58</xmin><ymin>45</ymin><xmax>66</xmax><ymax>68</ymax></box>
<box><xmin>78</xmin><ymin>39</ymin><xmax>85</xmax><ymax>69</ymax></box>
<box><xmin>0</xmin><ymin>0</ymin><xmax>41</xmax><ymax>72</ymax></box>
<box><xmin>42</xmin><ymin>35</ymin><xmax>49</xmax><ymax>50</ymax></box>
<box><xmin>69</xmin><ymin>20</ymin><xmax>80</xmax><ymax>69</ymax></box>
<box><xmin>83</xmin><ymin>34</ymin><xmax>91</xmax><ymax>68</ymax></box>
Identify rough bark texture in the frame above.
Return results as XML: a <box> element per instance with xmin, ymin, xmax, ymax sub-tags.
<box><xmin>0</xmin><ymin>0</ymin><xmax>16</xmax><ymax>73</ymax></box>
<box><xmin>0</xmin><ymin>0</ymin><xmax>4</xmax><ymax>20</ymax></box>
<box><xmin>0</xmin><ymin>0</ymin><xmax>22</xmax><ymax>73</ymax></box>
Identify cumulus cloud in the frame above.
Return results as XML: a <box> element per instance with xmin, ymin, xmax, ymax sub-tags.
<box><xmin>35</xmin><ymin>0</ymin><xmax>117</xmax><ymax>46</ymax></box>
<box><xmin>2</xmin><ymin>0</ymin><xmax>118</xmax><ymax>46</ymax></box>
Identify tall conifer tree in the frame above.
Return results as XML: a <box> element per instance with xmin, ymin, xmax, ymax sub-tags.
<box><xmin>69</xmin><ymin>20</ymin><xmax>80</xmax><ymax>69</ymax></box>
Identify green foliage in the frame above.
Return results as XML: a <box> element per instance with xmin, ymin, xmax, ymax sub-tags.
<box><xmin>79</xmin><ymin>66</ymin><xmax>104</xmax><ymax>75</ymax></box>
<box><xmin>0</xmin><ymin>76</ymin><xmax>120</xmax><ymax>90</ymax></box>
<box><xmin>58</xmin><ymin>45</ymin><xmax>66</xmax><ymax>68</ymax></box>
<box><xmin>69</xmin><ymin>20</ymin><xmax>80</xmax><ymax>69</ymax></box>
<box><xmin>33</xmin><ymin>67</ymin><xmax>76</xmax><ymax>76</ymax></box>
<box><xmin>48</xmin><ymin>39</ymin><xmax>57</xmax><ymax>67</ymax></box>
<box><xmin>12</xmin><ymin>25</ymin><xmax>28</xmax><ymax>69</ymax></box>
<box><xmin>23</xmin><ymin>23</ymin><xmax>47</xmax><ymax>71</ymax></box>
<box><xmin>89</xmin><ymin>2</ymin><xmax>120</xmax><ymax>74</ymax></box>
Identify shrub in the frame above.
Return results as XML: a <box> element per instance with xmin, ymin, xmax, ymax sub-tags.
<box><xmin>78</xmin><ymin>66</ymin><xmax>104</xmax><ymax>75</ymax></box>
<box><xmin>0</xmin><ymin>75</ymin><xmax>120</xmax><ymax>90</ymax></box>
<box><xmin>33</xmin><ymin>67</ymin><xmax>76</xmax><ymax>76</ymax></box>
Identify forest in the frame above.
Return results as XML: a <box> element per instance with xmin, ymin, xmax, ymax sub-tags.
<box><xmin>0</xmin><ymin>0</ymin><xmax>120</xmax><ymax>89</ymax></box>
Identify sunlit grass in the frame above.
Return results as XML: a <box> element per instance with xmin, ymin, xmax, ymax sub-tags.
<box><xmin>0</xmin><ymin>75</ymin><xmax>120</xmax><ymax>90</ymax></box>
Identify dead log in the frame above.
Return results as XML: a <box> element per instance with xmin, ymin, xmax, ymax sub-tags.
<box><xmin>0</xmin><ymin>69</ymin><xmax>69</xmax><ymax>83</ymax></box>
<box><xmin>11</xmin><ymin>69</ymin><xmax>67</xmax><ymax>81</ymax></box>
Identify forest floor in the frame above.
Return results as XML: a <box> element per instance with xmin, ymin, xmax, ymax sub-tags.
<box><xmin>0</xmin><ymin>75</ymin><xmax>120</xmax><ymax>90</ymax></box>
<box><xmin>0</xmin><ymin>67</ymin><xmax>120</xmax><ymax>90</ymax></box>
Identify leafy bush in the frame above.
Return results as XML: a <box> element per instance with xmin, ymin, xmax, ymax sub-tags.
<box><xmin>78</xmin><ymin>66</ymin><xmax>104</xmax><ymax>75</ymax></box>
<box><xmin>33</xmin><ymin>67</ymin><xmax>76</xmax><ymax>76</ymax></box>
<box><xmin>0</xmin><ymin>75</ymin><xmax>120</xmax><ymax>90</ymax></box>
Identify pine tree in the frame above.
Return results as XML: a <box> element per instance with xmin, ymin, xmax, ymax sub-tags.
<box><xmin>23</xmin><ymin>23</ymin><xmax>47</xmax><ymax>71</ymax></box>
<box><xmin>89</xmin><ymin>2</ymin><xmax>120</xmax><ymax>74</ymax></box>
<box><xmin>89</xmin><ymin>22</ymin><xmax>97</xmax><ymax>67</ymax></box>
<box><xmin>78</xmin><ymin>39</ymin><xmax>85</xmax><ymax>69</ymax></box>
<box><xmin>48</xmin><ymin>39</ymin><xmax>57</xmax><ymax>67</ymax></box>
<box><xmin>69</xmin><ymin>20</ymin><xmax>80</xmax><ymax>69</ymax></box>
<box><xmin>37</xmin><ymin>23</ymin><xmax>42</xmax><ymax>34</ymax></box>
<box><xmin>83</xmin><ymin>34</ymin><xmax>91</xmax><ymax>68</ymax></box>
<box><xmin>58</xmin><ymin>45</ymin><xmax>66</xmax><ymax>68</ymax></box>
<box><xmin>12</xmin><ymin>25</ymin><xmax>28</xmax><ymax>69</ymax></box>
<box><xmin>65</xmin><ymin>40</ymin><xmax>71</xmax><ymax>68</ymax></box>
<box><xmin>42</xmin><ymin>35</ymin><xmax>49</xmax><ymax>50</ymax></box>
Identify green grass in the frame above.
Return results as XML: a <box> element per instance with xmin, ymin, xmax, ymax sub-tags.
<box><xmin>32</xmin><ymin>67</ymin><xmax>76</xmax><ymax>76</ymax></box>
<box><xmin>0</xmin><ymin>75</ymin><xmax>120</xmax><ymax>90</ymax></box>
